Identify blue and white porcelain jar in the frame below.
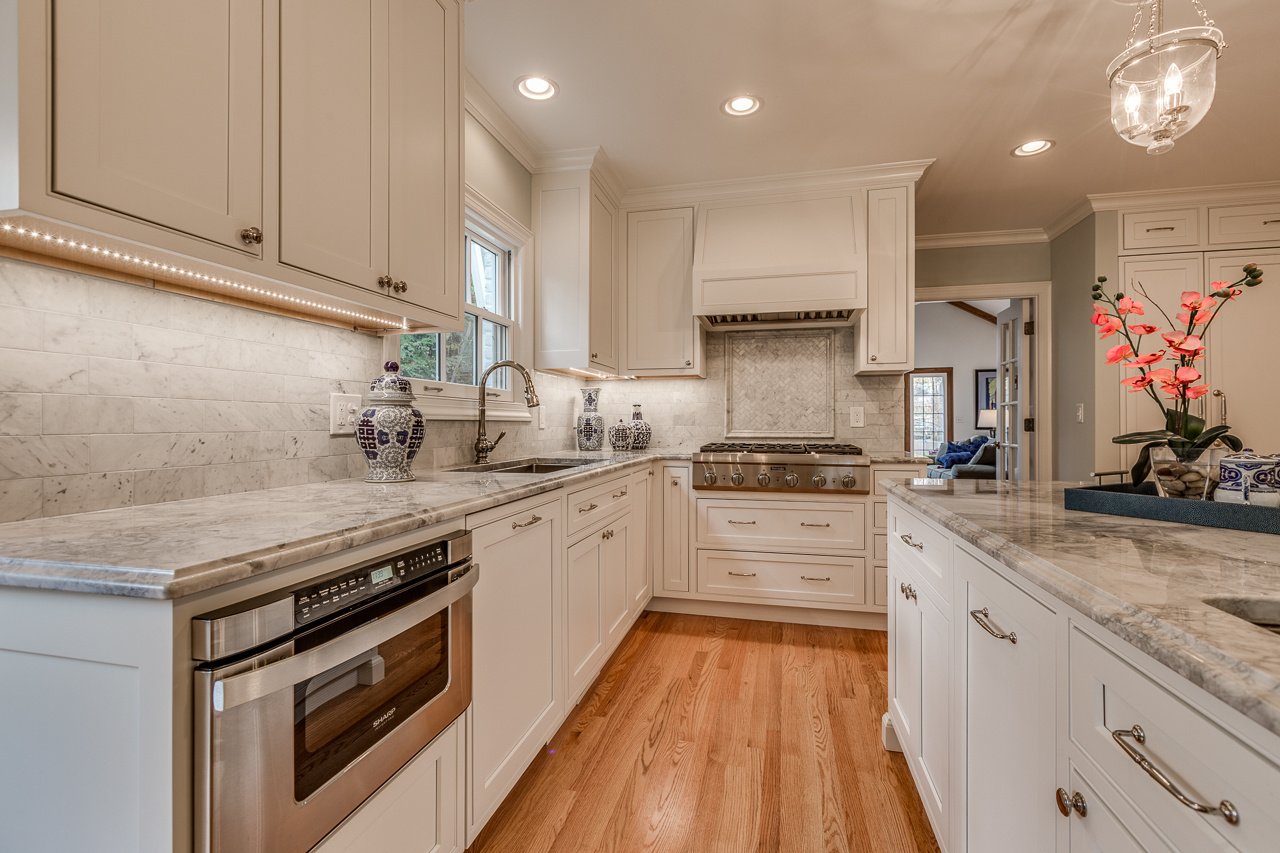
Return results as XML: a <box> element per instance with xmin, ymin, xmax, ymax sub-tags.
<box><xmin>576</xmin><ymin>388</ymin><xmax>604</xmax><ymax>451</ymax></box>
<box><xmin>356</xmin><ymin>361</ymin><xmax>425</xmax><ymax>483</ymax></box>
<box><xmin>629</xmin><ymin>403</ymin><xmax>652</xmax><ymax>450</ymax></box>
<box><xmin>1217</xmin><ymin>449</ymin><xmax>1279</xmax><ymax>506</ymax></box>
<box><xmin>608</xmin><ymin>419</ymin><xmax>635</xmax><ymax>451</ymax></box>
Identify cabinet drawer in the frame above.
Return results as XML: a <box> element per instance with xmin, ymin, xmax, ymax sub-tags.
<box><xmin>874</xmin><ymin>468</ymin><xmax>922</xmax><ymax>496</ymax></box>
<box><xmin>1208</xmin><ymin>202</ymin><xmax>1280</xmax><ymax>246</ymax></box>
<box><xmin>872</xmin><ymin>564</ymin><xmax>888</xmax><ymax>607</ymax></box>
<box><xmin>567</xmin><ymin>475</ymin><xmax>632</xmax><ymax>538</ymax></box>
<box><xmin>873</xmin><ymin>533</ymin><xmax>888</xmax><ymax>561</ymax></box>
<box><xmin>697</xmin><ymin>499</ymin><xmax>864</xmax><ymax>551</ymax></box>
<box><xmin>697</xmin><ymin>550</ymin><xmax>865</xmax><ymax>607</ymax></box>
<box><xmin>872</xmin><ymin>500</ymin><xmax>888</xmax><ymax>531</ymax></box>
<box><xmin>1122</xmin><ymin>208</ymin><xmax>1200</xmax><ymax>250</ymax></box>
<box><xmin>1068</xmin><ymin>625</ymin><xmax>1280</xmax><ymax>851</ymax></box>
<box><xmin>888</xmin><ymin>502</ymin><xmax>950</xmax><ymax>604</ymax></box>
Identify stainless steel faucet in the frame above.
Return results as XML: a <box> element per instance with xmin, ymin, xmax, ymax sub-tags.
<box><xmin>474</xmin><ymin>360</ymin><xmax>540</xmax><ymax>464</ymax></box>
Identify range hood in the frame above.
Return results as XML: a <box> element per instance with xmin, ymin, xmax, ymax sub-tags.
<box><xmin>692</xmin><ymin>192</ymin><xmax>867</xmax><ymax>330</ymax></box>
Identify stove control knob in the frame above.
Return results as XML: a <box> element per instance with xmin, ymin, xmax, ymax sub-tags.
<box><xmin>841</xmin><ymin>474</ymin><xmax>857</xmax><ymax>490</ymax></box>
<box><xmin>704</xmin><ymin>470</ymin><xmax>718</xmax><ymax>486</ymax></box>
<box><xmin>730</xmin><ymin>471</ymin><xmax>745</xmax><ymax>486</ymax></box>
<box><xmin>812</xmin><ymin>473</ymin><xmax>828</xmax><ymax>488</ymax></box>
<box><xmin>784</xmin><ymin>473</ymin><xmax>800</xmax><ymax>488</ymax></box>
<box><xmin>757</xmin><ymin>472</ymin><xmax>771</xmax><ymax>487</ymax></box>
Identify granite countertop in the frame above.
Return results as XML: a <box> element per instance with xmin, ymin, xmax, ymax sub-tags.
<box><xmin>885</xmin><ymin>478</ymin><xmax>1280</xmax><ymax>737</ymax></box>
<box><xmin>0</xmin><ymin>451</ymin><xmax>685</xmax><ymax>601</ymax></box>
<box><xmin>866</xmin><ymin>454</ymin><xmax>933</xmax><ymax>465</ymax></box>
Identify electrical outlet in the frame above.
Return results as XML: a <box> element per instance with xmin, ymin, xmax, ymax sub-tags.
<box><xmin>329</xmin><ymin>393</ymin><xmax>362</xmax><ymax>436</ymax></box>
<box><xmin>1076</xmin><ymin>403</ymin><xmax>1086</xmax><ymax>424</ymax></box>
<box><xmin>849</xmin><ymin>405</ymin><xmax>865</xmax><ymax>428</ymax></box>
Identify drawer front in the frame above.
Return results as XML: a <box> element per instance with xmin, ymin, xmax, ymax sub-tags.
<box><xmin>567</xmin><ymin>474</ymin><xmax>632</xmax><ymax>538</ymax></box>
<box><xmin>873</xmin><ymin>533</ymin><xmax>887</xmax><ymax>561</ymax></box>
<box><xmin>872</xmin><ymin>564</ymin><xmax>888</xmax><ymax>607</ymax></box>
<box><xmin>698</xmin><ymin>499</ymin><xmax>864</xmax><ymax>551</ymax></box>
<box><xmin>888</xmin><ymin>502</ymin><xmax>950</xmax><ymax>604</ymax></box>
<box><xmin>1208</xmin><ymin>202</ymin><xmax>1280</xmax><ymax>246</ymax></box>
<box><xmin>1122</xmin><ymin>208</ymin><xmax>1200</xmax><ymax>250</ymax></box>
<box><xmin>1068</xmin><ymin>625</ymin><xmax>1280</xmax><ymax>851</ymax></box>
<box><xmin>874</xmin><ymin>468</ymin><xmax>922</xmax><ymax>496</ymax></box>
<box><xmin>697</xmin><ymin>550</ymin><xmax>865</xmax><ymax>606</ymax></box>
<box><xmin>872</xmin><ymin>500</ymin><xmax>888</xmax><ymax>531</ymax></box>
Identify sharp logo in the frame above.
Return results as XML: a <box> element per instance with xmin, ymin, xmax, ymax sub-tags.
<box><xmin>372</xmin><ymin>707</ymin><xmax>397</xmax><ymax>731</ymax></box>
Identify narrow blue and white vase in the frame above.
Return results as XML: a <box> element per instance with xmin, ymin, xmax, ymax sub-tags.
<box><xmin>576</xmin><ymin>387</ymin><xmax>604</xmax><ymax>451</ymax></box>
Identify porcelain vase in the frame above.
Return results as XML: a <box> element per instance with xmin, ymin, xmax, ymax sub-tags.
<box><xmin>356</xmin><ymin>361</ymin><xmax>425</xmax><ymax>483</ymax></box>
<box><xmin>608</xmin><ymin>419</ymin><xmax>634</xmax><ymax>451</ymax></box>
<box><xmin>576</xmin><ymin>387</ymin><xmax>604</xmax><ymax>451</ymax></box>
<box><xmin>629</xmin><ymin>403</ymin><xmax>652</xmax><ymax>450</ymax></box>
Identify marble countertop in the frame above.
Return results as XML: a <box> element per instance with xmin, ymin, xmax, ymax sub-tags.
<box><xmin>0</xmin><ymin>451</ymin><xmax>683</xmax><ymax>600</ymax></box>
<box><xmin>866</xmin><ymin>454</ymin><xmax>933</xmax><ymax>465</ymax></box>
<box><xmin>885</xmin><ymin>479</ymin><xmax>1280</xmax><ymax>737</ymax></box>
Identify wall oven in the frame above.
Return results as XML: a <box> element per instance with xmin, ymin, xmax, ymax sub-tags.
<box><xmin>192</xmin><ymin>530</ymin><xmax>475</xmax><ymax>853</ymax></box>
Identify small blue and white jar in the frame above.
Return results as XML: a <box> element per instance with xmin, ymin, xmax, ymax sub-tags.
<box><xmin>356</xmin><ymin>361</ymin><xmax>425</xmax><ymax>483</ymax></box>
<box><xmin>1217</xmin><ymin>450</ymin><xmax>1279</xmax><ymax>506</ymax></box>
<box><xmin>576</xmin><ymin>387</ymin><xmax>604</xmax><ymax>451</ymax></box>
<box><xmin>608</xmin><ymin>419</ymin><xmax>635</xmax><ymax>451</ymax></box>
<box><xmin>629</xmin><ymin>403</ymin><xmax>652</xmax><ymax>450</ymax></box>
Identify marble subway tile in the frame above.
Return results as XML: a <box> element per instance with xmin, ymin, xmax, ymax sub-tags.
<box><xmin>283</xmin><ymin>430</ymin><xmax>333</xmax><ymax>459</ymax></box>
<box><xmin>0</xmin><ymin>393</ymin><xmax>42</xmax><ymax>435</ymax></box>
<box><xmin>203</xmin><ymin>461</ymin><xmax>271</xmax><ymax>496</ymax></box>
<box><xmin>133</xmin><ymin>324</ymin><xmax>206</xmax><ymax>366</ymax></box>
<box><xmin>0</xmin><ymin>478</ymin><xmax>42</xmax><ymax>522</ymax></box>
<box><xmin>44</xmin><ymin>312</ymin><xmax>135</xmax><ymax>359</ymax></box>
<box><xmin>0</xmin><ymin>259</ymin><xmax>90</xmax><ymax>314</ymax></box>
<box><xmin>134</xmin><ymin>398</ymin><xmax>206</xmax><ymax>433</ymax></box>
<box><xmin>307</xmin><ymin>455</ymin><xmax>351</xmax><ymax>482</ymax></box>
<box><xmin>42</xmin><ymin>395</ymin><xmax>133</xmax><ymax>435</ymax></box>
<box><xmin>43</xmin><ymin>471</ymin><xmax>134</xmax><ymax>517</ymax></box>
<box><xmin>266</xmin><ymin>458</ymin><xmax>312</xmax><ymax>489</ymax></box>
<box><xmin>133</xmin><ymin>466</ymin><xmax>206</xmax><ymax>506</ymax></box>
<box><xmin>0</xmin><ymin>348</ymin><xmax>89</xmax><ymax>394</ymax></box>
<box><xmin>0</xmin><ymin>305</ymin><xmax>44</xmax><ymax>352</ymax></box>
<box><xmin>85</xmin><ymin>278</ymin><xmax>171</xmax><ymax>327</ymax></box>
<box><xmin>0</xmin><ymin>435</ymin><xmax>89</xmax><ymax>479</ymax></box>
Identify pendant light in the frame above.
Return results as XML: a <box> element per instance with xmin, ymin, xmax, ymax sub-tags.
<box><xmin>1106</xmin><ymin>0</ymin><xmax>1225</xmax><ymax>155</ymax></box>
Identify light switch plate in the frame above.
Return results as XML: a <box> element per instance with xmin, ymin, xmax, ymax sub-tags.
<box><xmin>849</xmin><ymin>405</ymin><xmax>865</xmax><ymax>428</ymax></box>
<box><xmin>1076</xmin><ymin>403</ymin><xmax>1086</xmax><ymax>424</ymax></box>
<box><xmin>329</xmin><ymin>393</ymin><xmax>362</xmax><ymax>436</ymax></box>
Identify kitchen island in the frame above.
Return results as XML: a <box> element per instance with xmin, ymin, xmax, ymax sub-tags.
<box><xmin>884</xmin><ymin>478</ymin><xmax>1280</xmax><ymax>853</ymax></box>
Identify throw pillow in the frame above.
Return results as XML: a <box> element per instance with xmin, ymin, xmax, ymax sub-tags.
<box><xmin>936</xmin><ymin>450</ymin><xmax>974</xmax><ymax>469</ymax></box>
<box><xmin>971</xmin><ymin>441</ymin><xmax>997</xmax><ymax>467</ymax></box>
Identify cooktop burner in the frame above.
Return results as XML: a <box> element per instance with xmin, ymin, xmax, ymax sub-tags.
<box><xmin>698</xmin><ymin>442</ymin><xmax>864</xmax><ymax>455</ymax></box>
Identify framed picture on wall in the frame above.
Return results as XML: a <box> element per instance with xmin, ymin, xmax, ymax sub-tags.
<box><xmin>975</xmin><ymin>369</ymin><xmax>997</xmax><ymax>423</ymax></box>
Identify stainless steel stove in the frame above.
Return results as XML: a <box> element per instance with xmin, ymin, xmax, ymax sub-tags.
<box><xmin>692</xmin><ymin>442</ymin><xmax>870</xmax><ymax>494</ymax></box>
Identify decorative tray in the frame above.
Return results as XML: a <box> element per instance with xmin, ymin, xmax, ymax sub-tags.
<box><xmin>1063</xmin><ymin>483</ymin><xmax>1280</xmax><ymax>535</ymax></box>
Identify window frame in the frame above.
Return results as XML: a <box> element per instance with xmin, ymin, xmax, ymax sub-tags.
<box><xmin>905</xmin><ymin>367</ymin><xmax>955</xmax><ymax>457</ymax></box>
<box><xmin>384</xmin><ymin>193</ymin><xmax>534</xmax><ymax>421</ymax></box>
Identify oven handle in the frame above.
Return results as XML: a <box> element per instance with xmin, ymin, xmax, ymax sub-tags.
<box><xmin>210</xmin><ymin>565</ymin><xmax>478</xmax><ymax>713</ymax></box>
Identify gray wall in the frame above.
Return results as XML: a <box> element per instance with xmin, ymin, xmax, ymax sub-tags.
<box><xmin>464</xmin><ymin>113</ymin><xmax>533</xmax><ymax>229</ymax></box>
<box><xmin>917</xmin><ymin>243</ymin><xmax>1051</xmax><ymax>289</ymax></box>
<box><xmin>1049</xmin><ymin>216</ymin><xmax>1098</xmax><ymax>482</ymax></box>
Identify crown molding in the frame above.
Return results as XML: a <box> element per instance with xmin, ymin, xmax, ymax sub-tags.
<box><xmin>916</xmin><ymin>229</ymin><xmax>1047</xmax><ymax>250</ymax></box>
<box><xmin>462</xmin><ymin>70</ymin><xmax>541</xmax><ymax>174</ymax></box>
<box><xmin>1044</xmin><ymin>198</ymin><xmax>1097</xmax><ymax>241</ymax></box>
<box><xmin>534</xmin><ymin>146</ymin><xmax>626</xmax><ymax>204</ymax></box>
<box><xmin>618</xmin><ymin>159</ymin><xmax>935</xmax><ymax>210</ymax></box>
<box><xmin>1084</xmin><ymin>180</ymin><xmax>1280</xmax><ymax>213</ymax></box>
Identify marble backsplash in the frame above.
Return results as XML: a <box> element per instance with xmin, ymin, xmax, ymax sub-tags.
<box><xmin>0</xmin><ymin>258</ymin><xmax>578</xmax><ymax>521</ymax></box>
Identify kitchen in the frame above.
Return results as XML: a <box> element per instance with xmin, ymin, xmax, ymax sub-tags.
<box><xmin>1</xmin><ymin>1</ymin><xmax>1279</xmax><ymax>851</ymax></box>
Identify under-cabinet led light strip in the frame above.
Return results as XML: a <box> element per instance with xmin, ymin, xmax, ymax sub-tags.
<box><xmin>0</xmin><ymin>222</ymin><xmax>407</xmax><ymax>330</ymax></box>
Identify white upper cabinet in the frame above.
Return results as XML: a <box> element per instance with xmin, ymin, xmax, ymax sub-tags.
<box><xmin>279</xmin><ymin>0</ymin><xmax>461</xmax><ymax>324</ymax></box>
<box><xmin>534</xmin><ymin>161</ymin><xmax>620</xmax><ymax>374</ymax></box>
<box><xmin>625</xmin><ymin>207</ymin><xmax>703</xmax><ymax>376</ymax></box>
<box><xmin>50</xmin><ymin>0</ymin><xmax>263</xmax><ymax>254</ymax></box>
<box><xmin>855</xmin><ymin>186</ymin><xmax>914</xmax><ymax>373</ymax></box>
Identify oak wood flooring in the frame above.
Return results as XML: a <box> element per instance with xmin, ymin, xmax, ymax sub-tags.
<box><xmin>469</xmin><ymin>612</ymin><xmax>939</xmax><ymax>853</ymax></box>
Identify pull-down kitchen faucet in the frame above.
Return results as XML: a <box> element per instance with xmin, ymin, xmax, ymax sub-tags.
<box><xmin>474</xmin><ymin>360</ymin><xmax>540</xmax><ymax>464</ymax></box>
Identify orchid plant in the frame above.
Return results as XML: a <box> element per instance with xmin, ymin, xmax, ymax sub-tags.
<box><xmin>1091</xmin><ymin>263</ymin><xmax>1264</xmax><ymax>485</ymax></box>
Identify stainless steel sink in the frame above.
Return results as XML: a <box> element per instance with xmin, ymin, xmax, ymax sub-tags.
<box><xmin>448</xmin><ymin>458</ymin><xmax>593</xmax><ymax>475</ymax></box>
<box><xmin>1203</xmin><ymin>596</ymin><xmax>1280</xmax><ymax>636</ymax></box>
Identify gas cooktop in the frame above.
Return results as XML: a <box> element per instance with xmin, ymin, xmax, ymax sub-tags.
<box><xmin>697</xmin><ymin>442</ymin><xmax>864</xmax><ymax>455</ymax></box>
<box><xmin>692</xmin><ymin>442</ymin><xmax>869</xmax><ymax>494</ymax></box>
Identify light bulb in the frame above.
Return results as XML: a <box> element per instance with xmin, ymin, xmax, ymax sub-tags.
<box><xmin>1162</xmin><ymin>63</ymin><xmax>1184</xmax><ymax>111</ymax></box>
<box><xmin>523</xmin><ymin>77</ymin><xmax>551</xmax><ymax>95</ymax></box>
<box><xmin>1124</xmin><ymin>83</ymin><xmax>1142</xmax><ymax>117</ymax></box>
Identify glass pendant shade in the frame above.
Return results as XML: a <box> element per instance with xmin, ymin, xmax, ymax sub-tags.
<box><xmin>1108</xmin><ymin>24</ymin><xmax>1224</xmax><ymax>155</ymax></box>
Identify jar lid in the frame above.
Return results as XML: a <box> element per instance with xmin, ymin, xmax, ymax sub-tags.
<box><xmin>367</xmin><ymin>361</ymin><xmax>415</xmax><ymax>402</ymax></box>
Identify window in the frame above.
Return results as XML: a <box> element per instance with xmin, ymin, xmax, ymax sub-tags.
<box><xmin>906</xmin><ymin>368</ymin><xmax>954</xmax><ymax>458</ymax></box>
<box><xmin>398</xmin><ymin>228</ymin><xmax>513</xmax><ymax>399</ymax></box>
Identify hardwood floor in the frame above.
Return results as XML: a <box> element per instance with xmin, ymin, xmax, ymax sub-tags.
<box><xmin>469</xmin><ymin>612</ymin><xmax>939</xmax><ymax>853</ymax></box>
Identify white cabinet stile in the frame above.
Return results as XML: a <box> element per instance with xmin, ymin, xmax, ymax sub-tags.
<box><xmin>658</xmin><ymin>464</ymin><xmax>692</xmax><ymax>594</ymax></box>
<box><xmin>627</xmin><ymin>471</ymin><xmax>652</xmax><ymax>612</ymax></box>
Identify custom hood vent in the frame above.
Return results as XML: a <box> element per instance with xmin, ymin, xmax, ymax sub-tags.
<box><xmin>702</xmin><ymin>308</ymin><xmax>857</xmax><ymax>329</ymax></box>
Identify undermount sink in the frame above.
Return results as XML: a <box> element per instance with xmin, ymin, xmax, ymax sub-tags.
<box><xmin>1203</xmin><ymin>596</ymin><xmax>1280</xmax><ymax>636</ymax></box>
<box><xmin>448</xmin><ymin>458</ymin><xmax>592</xmax><ymax>475</ymax></box>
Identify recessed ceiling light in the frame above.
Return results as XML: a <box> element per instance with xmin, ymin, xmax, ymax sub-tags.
<box><xmin>1011</xmin><ymin>139</ymin><xmax>1055</xmax><ymax>157</ymax></box>
<box><xmin>722</xmin><ymin>95</ymin><xmax>761</xmax><ymax>116</ymax></box>
<box><xmin>516</xmin><ymin>76</ymin><xmax>557</xmax><ymax>100</ymax></box>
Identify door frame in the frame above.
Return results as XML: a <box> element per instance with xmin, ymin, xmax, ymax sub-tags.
<box><xmin>904</xmin><ymin>367</ymin><xmax>955</xmax><ymax>456</ymax></box>
<box><xmin>916</xmin><ymin>282</ymin><xmax>1053</xmax><ymax>482</ymax></box>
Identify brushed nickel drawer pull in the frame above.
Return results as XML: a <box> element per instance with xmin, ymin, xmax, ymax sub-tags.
<box><xmin>800</xmin><ymin>522</ymin><xmax>831</xmax><ymax>528</ymax></box>
<box><xmin>1111</xmin><ymin>725</ymin><xmax>1239</xmax><ymax>825</ymax></box>
<box><xmin>602</xmin><ymin>529</ymin><xmax>614</xmax><ymax>540</ymax></box>
<box><xmin>1145</xmin><ymin>225</ymin><xmax>1177</xmax><ymax>232</ymax></box>
<box><xmin>899</xmin><ymin>582</ymin><xmax>908</xmax><ymax>596</ymax></box>
<box><xmin>905</xmin><ymin>584</ymin><xmax>917</xmax><ymax>601</ymax></box>
<box><xmin>728</xmin><ymin>571</ymin><xmax>757</xmax><ymax>578</ymax></box>
<box><xmin>899</xmin><ymin>533</ymin><xmax>924</xmax><ymax>551</ymax></box>
<box><xmin>801</xmin><ymin>575</ymin><xmax>832</xmax><ymax>582</ymax></box>
<box><xmin>727</xmin><ymin>519</ymin><xmax>757</xmax><ymax>526</ymax></box>
<box><xmin>612</xmin><ymin>489</ymin><xmax>628</xmax><ymax>498</ymax></box>
<box><xmin>511</xmin><ymin>514</ymin><xmax>542</xmax><ymax>530</ymax></box>
<box><xmin>421</xmin><ymin>385</ymin><xmax>444</xmax><ymax>393</ymax></box>
<box><xmin>579</xmin><ymin>502</ymin><xmax>598</xmax><ymax>514</ymax></box>
<box><xmin>970</xmin><ymin>607</ymin><xmax>1017</xmax><ymax>644</ymax></box>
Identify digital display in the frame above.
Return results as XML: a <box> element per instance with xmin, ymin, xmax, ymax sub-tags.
<box><xmin>370</xmin><ymin>565</ymin><xmax>394</xmax><ymax>584</ymax></box>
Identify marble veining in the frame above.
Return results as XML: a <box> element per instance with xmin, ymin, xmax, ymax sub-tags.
<box><xmin>0</xmin><ymin>451</ymin><xmax>687</xmax><ymax>600</ymax></box>
<box><xmin>886</xmin><ymin>479</ymin><xmax>1280</xmax><ymax>737</ymax></box>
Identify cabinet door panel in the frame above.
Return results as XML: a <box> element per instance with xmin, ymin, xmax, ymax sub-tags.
<box><xmin>51</xmin><ymin>0</ymin><xmax>262</xmax><ymax>251</ymax></box>
<box><xmin>660</xmin><ymin>465</ymin><xmax>691</xmax><ymax>593</ymax></box>
<box><xmin>387</xmin><ymin>0</ymin><xmax>461</xmax><ymax>320</ymax></box>
<box><xmin>588</xmin><ymin>187</ymin><xmax>617</xmax><ymax>371</ymax></box>
<box><xmin>1204</xmin><ymin>250</ymin><xmax>1280</xmax><ymax>448</ymax></box>
<box><xmin>858</xmin><ymin>186</ymin><xmax>911</xmax><ymax>372</ymax></box>
<box><xmin>279</xmin><ymin>0</ymin><xmax>388</xmax><ymax>289</ymax></box>
<box><xmin>566</xmin><ymin>534</ymin><xmax>604</xmax><ymax>702</ymax></box>
<box><xmin>917</xmin><ymin>586</ymin><xmax>950</xmax><ymax>835</ymax></box>
<box><xmin>601</xmin><ymin>517</ymin><xmax>630</xmax><ymax>649</ymax></box>
<box><xmin>888</xmin><ymin>560</ymin><xmax>920</xmax><ymax>756</ymax></box>
<box><xmin>627</xmin><ymin>208</ymin><xmax>696</xmax><ymax>372</ymax></box>
<box><xmin>627</xmin><ymin>475</ymin><xmax>652</xmax><ymax>612</ymax></box>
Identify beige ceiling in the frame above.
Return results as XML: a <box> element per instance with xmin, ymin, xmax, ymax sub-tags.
<box><xmin>463</xmin><ymin>0</ymin><xmax>1280</xmax><ymax>237</ymax></box>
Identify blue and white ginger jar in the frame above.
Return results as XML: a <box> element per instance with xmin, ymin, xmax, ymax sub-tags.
<box><xmin>356</xmin><ymin>361</ymin><xmax>425</xmax><ymax>483</ymax></box>
<box><xmin>629</xmin><ymin>403</ymin><xmax>652</xmax><ymax>450</ymax></box>
<box><xmin>1218</xmin><ymin>449</ymin><xmax>1280</xmax><ymax>507</ymax></box>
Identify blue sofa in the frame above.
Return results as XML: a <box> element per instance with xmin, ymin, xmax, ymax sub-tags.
<box><xmin>925</xmin><ymin>435</ymin><xmax>998</xmax><ymax>480</ymax></box>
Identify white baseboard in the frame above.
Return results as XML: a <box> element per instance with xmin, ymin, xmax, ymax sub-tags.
<box><xmin>645</xmin><ymin>596</ymin><xmax>887</xmax><ymax>631</ymax></box>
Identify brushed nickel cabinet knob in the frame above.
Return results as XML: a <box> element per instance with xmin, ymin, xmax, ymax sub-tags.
<box><xmin>392</xmin><ymin>280</ymin><xmax>408</xmax><ymax>293</ymax></box>
<box><xmin>376</xmin><ymin>275</ymin><xmax>393</xmax><ymax>290</ymax></box>
<box><xmin>239</xmin><ymin>226</ymin><xmax>263</xmax><ymax>246</ymax></box>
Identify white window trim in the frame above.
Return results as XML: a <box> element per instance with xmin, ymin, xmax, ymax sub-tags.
<box><xmin>384</xmin><ymin>186</ymin><xmax>536</xmax><ymax>422</ymax></box>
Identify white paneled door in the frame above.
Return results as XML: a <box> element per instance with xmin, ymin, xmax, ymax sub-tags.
<box><xmin>994</xmin><ymin>300</ymin><xmax>1035</xmax><ymax>481</ymax></box>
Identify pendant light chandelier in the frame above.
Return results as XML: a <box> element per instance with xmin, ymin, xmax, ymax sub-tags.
<box><xmin>1107</xmin><ymin>0</ymin><xmax>1226</xmax><ymax>155</ymax></box>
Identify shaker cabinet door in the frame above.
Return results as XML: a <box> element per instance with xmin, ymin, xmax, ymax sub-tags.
<box><xmin>51</xmin><ymin>0</ymin><xmax>263</xmax><ymax>253</ymax></box>
<box><xmin>626</xmin><ymin>208</ymin><xmax>700</xmax><ymax>375</ymax></box>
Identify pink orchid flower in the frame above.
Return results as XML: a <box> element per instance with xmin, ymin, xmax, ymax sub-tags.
<box><xmin>1124</xmin><ymin>350</ymin><xmax>1166</xmax><ymax>367</ymax></box>
<box><xmin>1210</xmin><ymin>281</ymin><xmax>1242</xmax><ymax>300</ymax></box>
<box><xmin>1161</xmin><ymin>332</ymin><xmax>1205</xmax><ymax>355</ymax></box>
<box><xmin>1184</xmin><ymin>384</ymin><xmax>1212</xmax><ymax>400</ymax></box>
<box><xmin>1127</xmin><ymin>323</ymin><xmax>1159</xmax><ymax>336</ymax></box>
<box><xmin>1120</xmin><ymin>375</ymin><xmax>1154</xmax><ymax>392</ymax></box>
<box><xmin>1105</xmin><ymin>343</ymin><xmax>1134</xmax><ymax>364</ymax></box>
<box><xmin>1180</xmin><ymin>291</ymin><xmax>1209</xmax><ymax>311</ymax></box>
<box><xmin>1176</xmin><ymin>309</ymin><xmax>1213</xmax><ymax>326</ymax></box>
<box><xmin>1146</xmin><ymin>368</ymin><xmax>1175</xmax><ymax>383</ymax></box>
<box><xmin>1175</xmin><ymin>366</ymin><xmax>1201</xmax><ymax>383</ymax></box>
<box><xmin>1116</xmin><ymin>296</ymin><xmax>1145</xmax><ymax>316</ymax></box>
<box><xmin>1096</xmin><ymin>316</ymin><xmax>1124</xmax><ymax>338</ymax></box>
